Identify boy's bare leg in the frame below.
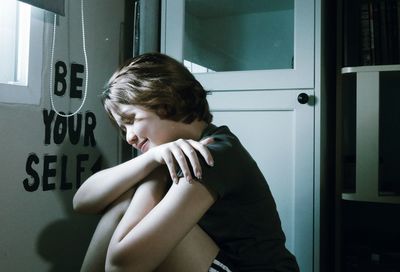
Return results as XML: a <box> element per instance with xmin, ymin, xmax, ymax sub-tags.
<box><xmin>80</xmin><ymin>188</ymin><xmax>134</xmax><ymax>272</ymax></box>
<box><xmin>81</xmin><ymin>166</ymin><xmax>170</xmax><ymax>271</ymax></box>
<box><xmin>82</xmin><ymin>166</ymin><xmax>219</xmax><ymax>272</ymax></box>
<box><xmin>81</xmin><ymin>166</ymin><xmax>168</xmax><ymax>272</ymax></box>
<box><xmin>156</xmin><ymin>224</ymin><xmax>219</xmax><ymax>272</ymax></box>
<box><xmin>104</xmin><ymin>170</ymin><xmax>220</xmax><ymax>272</ymax></box>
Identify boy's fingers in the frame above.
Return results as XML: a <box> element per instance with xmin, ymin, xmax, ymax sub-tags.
<box><xmin>188</xmin><ymin>140</ymin><xmax>214</xmax><ymax>166</ymax></box>
<box><xmin>200</xmin><ymin>137</ymin><xmax>214</xmax><ymax>145</ymax></box>
<box><xmin>177</xmin><ymin>140</ymin><xmax>202</xmax><ymax>180</ymax></box>
<box><xmin>171</xmin><ymin>144</ymin><xmax>194</xmax><ymax>183</ymax></box>
<box><xmin>162</xmin><ymin>150</ymin><xmax>178</xmax><ymax>183</ymax></box>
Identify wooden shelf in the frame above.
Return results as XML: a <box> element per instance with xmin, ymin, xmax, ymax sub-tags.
<box><xmin>342</xmin><ymin>193</ymin><xmax>400</xmax><ymax>204</ymax></box>
<box><xmin>342</xmin><ymin>64</ymin><xmax>400</xmax><ymax>74</ymax></box>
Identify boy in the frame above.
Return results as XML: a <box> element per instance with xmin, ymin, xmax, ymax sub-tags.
<box><xmin>73</xmin><ymin>53</ymin><xmax>299</xmax><ymax>271</ymax></box>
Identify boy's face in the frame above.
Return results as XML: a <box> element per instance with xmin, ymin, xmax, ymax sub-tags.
<box><xmin>109</xmin><ymin>103</ymin><xmax>182</xmax><ymax>153</ymax></box>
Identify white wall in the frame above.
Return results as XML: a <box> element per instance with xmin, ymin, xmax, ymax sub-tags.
<box><xmin>0</xmin><ymin>0</ymin><xmax>124</xmax><ymax>271</ymax></box>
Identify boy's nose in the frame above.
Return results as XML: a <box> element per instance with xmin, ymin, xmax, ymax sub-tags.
<box><xmin>125</xmin><ymin>126</ymin><xmax>138</xmax><ymax>146</ymax></box>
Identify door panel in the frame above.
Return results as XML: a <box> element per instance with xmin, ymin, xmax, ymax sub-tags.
<box><xmin>208</xmin><ymin>90</ymin><xmax>314</xmax><ymax>271</ymax></box>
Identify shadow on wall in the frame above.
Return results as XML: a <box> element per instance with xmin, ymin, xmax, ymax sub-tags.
<box><xmin>35</xmin><ymin>136</ymin><xmax>106</xmax><ymax>272</ymax></box>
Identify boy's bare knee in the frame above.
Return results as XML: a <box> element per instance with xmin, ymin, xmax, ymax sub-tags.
<box><xmin>156</xmin><ymin>225</ymin><xmax>219</xmax><ymax>272</ymax></box>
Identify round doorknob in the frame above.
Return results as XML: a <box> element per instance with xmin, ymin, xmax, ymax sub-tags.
<box><xmin>297</xmin><ymin>93</ymin><xmax>309</xmax><ymax>104</ymax></box>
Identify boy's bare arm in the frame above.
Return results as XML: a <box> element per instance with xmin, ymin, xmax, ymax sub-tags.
<box><xmin>73</xmin><ymin>138</ymin><xmax>213</xmax><ymax>214</ymax></box>
<box><xmin>73</xmin><ymin>150</ymin><xmax>160</xmax><ymax>214</ymax></box>
<box><xmin>105</xmin><ymin>176</ymin><xmax>217</xmax><ymax>272</ymax></box>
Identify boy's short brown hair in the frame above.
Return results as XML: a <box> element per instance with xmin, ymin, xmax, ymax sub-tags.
<box><xmin>102</xmin><ymin>53</ymin><xmax>213</xmax><ymax>125</ymax></box>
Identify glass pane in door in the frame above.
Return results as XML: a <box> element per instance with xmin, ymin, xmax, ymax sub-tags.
<box><xmin>184</xmin><ymin>0</ymin><xmax>294</xmax><ymax>73</ymax></box>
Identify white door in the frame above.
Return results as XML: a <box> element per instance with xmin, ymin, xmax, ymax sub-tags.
<box><xmin>161</xmin><ymin>1</ymin><xmax>316</xmax><ymax>271</ymax></box>
<box><xmin>208</xmin><ymin>90</ymin><xmax>314</xmax><ymax>272</ymax></box>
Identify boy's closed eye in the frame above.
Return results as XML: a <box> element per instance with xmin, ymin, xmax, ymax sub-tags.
<box><xmin>121</xmin><ymin>115</ymin><xmax>135</xmax><ymax>125</ymax></box>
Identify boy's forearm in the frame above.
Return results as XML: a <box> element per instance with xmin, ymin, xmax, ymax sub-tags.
<box><xmin>73</xmin><ymin>150</ymin><xmax>159</xmax><ymax>214</ymax></box>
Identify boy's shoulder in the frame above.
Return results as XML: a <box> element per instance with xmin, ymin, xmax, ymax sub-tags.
<box><xmin>201</xmin><ymin>124</ymin><xmax>244</xmax><ymax>159</ymax></box>
<box><xmin>201</xmin><ymin>124</ymin><xmax>237</xmax><ymax>143</ymax></box>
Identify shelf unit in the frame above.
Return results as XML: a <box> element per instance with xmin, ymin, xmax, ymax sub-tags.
<box><xmin>336</xmin><ymin>1</ymin><xmax>400</xmax><ymax>271</ymax></box>
<box><xmin>337</xmin><ymin>64</ymin><xmax>400</xmax><ymax>272</ymax></box>
<box><xmin>340</xmin><ymin>65</ymin><xmax>400</xmax><ymax>204</ymax></box>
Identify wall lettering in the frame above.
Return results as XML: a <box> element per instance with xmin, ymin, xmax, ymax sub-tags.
<box><xmin>54</xmin><ymin>61</ymin><xmax>84</xmax><ymax>98</ymax></box>
<box><xmin>22</xmin><ymin>152</ymin><xmax>102</xmax><ymax>192</ymax></box>
<box><xmin>22</xmin><ymin>61</ymin><xmax>104</xmax><ymax>192</ymax></box>
<box><xmin>42</xmin><ymin>109</ymin><xmax>96</xmax><ymax>146</ymax></box>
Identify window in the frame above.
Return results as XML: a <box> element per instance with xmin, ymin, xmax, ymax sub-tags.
<box><xmin>183</xmin><ymin>60</ymin><xmax>214</xmax><ymax>73</ymax></box>
<box><xmin>0</xmin><ymin>0</ymin><xmax>43</xmax><ymax>105</ymax></box>
<box><xmin>0</xmin><ymin>0</ymin><xmax>30</xmax><ymax>85</ymax></box>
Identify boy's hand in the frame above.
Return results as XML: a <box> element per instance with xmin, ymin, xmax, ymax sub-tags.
<box><xmin>149</xmin><ymin>138</ymin><xmax>214</xmax><ymax>184</ymax></box>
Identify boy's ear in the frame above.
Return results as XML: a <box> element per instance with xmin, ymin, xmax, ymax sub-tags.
<box><xmin>155</xmin><ymin>105</ymin><xmax>170</xmax><ymax>119</ymax></box>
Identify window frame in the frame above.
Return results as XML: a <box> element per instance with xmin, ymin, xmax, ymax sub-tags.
<box><xmin>0</xmin><ymin>5</ymin><xmax>43</xmax><ymax>105</ymax></box>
